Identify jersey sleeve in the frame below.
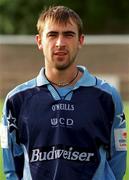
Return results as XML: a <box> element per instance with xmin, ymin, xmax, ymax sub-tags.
<box><xmin>109</xmin><ymin>87</ymin><xmax>127</xmax><ymax>180</ymax></box>
<box><xmin>1</xmin><ymin>96</ymin><xmax>24</xmax><ymax>180</ymax></box>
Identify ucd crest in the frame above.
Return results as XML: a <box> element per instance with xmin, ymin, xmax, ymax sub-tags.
<box><xmin>51</xmin><ymin>118</ymin><xmax>58</xmax><ymax>126</ymax></box>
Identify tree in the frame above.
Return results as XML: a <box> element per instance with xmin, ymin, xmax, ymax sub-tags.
<box><xmin>0</xmin><ymin>0</ymin><xmax>129</xmax><ymax>34</ymax></box>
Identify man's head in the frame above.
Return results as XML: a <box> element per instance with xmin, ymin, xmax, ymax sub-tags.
<box><xmin>36</xmin><ymin>6</ymin><xmax>84</xmax><ymax>71</ymax></box>
<box><xmin>37</xmin><ymin>6</ymin><xmax>83</xmax><ymax>38</ymax></box>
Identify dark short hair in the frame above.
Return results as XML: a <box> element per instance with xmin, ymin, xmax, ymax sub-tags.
<box><xmin>37</xmin><ymin>6</ymin><xmax>83</xmax><ymax>37</ymax></box>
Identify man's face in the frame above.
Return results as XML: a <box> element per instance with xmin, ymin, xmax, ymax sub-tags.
<box><xmin>36</xmin><ymin>19</ymin><xmax>84</xmax><ymax>70</ymax></box>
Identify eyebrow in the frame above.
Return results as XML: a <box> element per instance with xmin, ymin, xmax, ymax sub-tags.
<box><xmin>47</xmin><ymin>31</ymin><xmax>76</xmax><ymax>35</ymax></box>
<box><xmin>63</xmin><ymin>31</ymin><xmax>76</xmax><ymax>35</ymax></box>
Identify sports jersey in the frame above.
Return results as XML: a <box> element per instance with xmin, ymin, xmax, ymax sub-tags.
<box><xmin>1</xmin><ymin>66</ymin><xmax>127</xmax><ymax>180</ymax></box>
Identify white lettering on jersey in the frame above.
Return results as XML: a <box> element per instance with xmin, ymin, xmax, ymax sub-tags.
<box><xmin>51</xmin><ymin>118</ymin><xmax>74</xmax><ymax>127</ymax></box>
<box><xmin>30</xmin><ymin>146</ymin><xmax>95</xmax><ymax>163</ymax></box>
<box><xmin>52</xmin><ymin>103</ymin><xmax>74</xmax><ymax>111</ymax></box>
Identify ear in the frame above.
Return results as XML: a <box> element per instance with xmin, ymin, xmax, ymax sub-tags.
<box><xmin>78</xmin><ymin>34</ymin><xmax>85</xmax><ymax>49</ymax></box>
<box><xmin>35</xmin><ymin>34</ymin><xmax>43</xmax><ymax>50</ymax></box>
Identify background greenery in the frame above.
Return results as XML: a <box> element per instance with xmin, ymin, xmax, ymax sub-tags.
<box><xmin>0</xmin><ymin>0</ymin><xmax>129</xmax><ymax>35</ymax></box>
<box><xmin>0</xmin><ymin>100</ymin><xmax>129</xmax><ymax>180</ymax></box>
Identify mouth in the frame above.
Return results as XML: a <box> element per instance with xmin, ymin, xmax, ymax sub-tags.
<box><xmin>54</xmin><ymin>51</ymin><xmax>68</xmax><ymax>56</ymax></box>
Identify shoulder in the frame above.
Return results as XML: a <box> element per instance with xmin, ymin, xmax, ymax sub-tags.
<box><xmin>95</xmin><ymin>77</ymin><xmax>123</xmax><ymax>108</ymax></box>
<box><xmin>7</xmin><ymin>78</ymin><xmax>37</xmax><ymax>100</ymax></box>
<box><xmin>95</xmin><ymin>77</ymin><xmax>118</xmax><ymax>95</ymax></box>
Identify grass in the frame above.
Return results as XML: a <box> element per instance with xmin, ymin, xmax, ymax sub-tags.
<box><xmin>0</xmin><ymin>148</ymin><xmax>5</xmax><ymax>180</ymax></box>
<box><xmin>0</xmin><ymin>100</ymin><xmax>129</xmax><ymax>180</ymax></box>
<box><xmin>0</xmin><ymin>100</ymin><xmax>5</xmax><ymax>180</ymax></box>
<box><xmin>123</xmin><ymin>102</ymin><xmax>129</xmax><ymax>180</ymax></box>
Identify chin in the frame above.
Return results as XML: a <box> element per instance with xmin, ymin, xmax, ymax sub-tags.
<box><xmin>54</xmin><ymin>58</ymin><xmax>75</xmax><ymax>70</ymax></box>
<box><xmin>55</xmin><ymin>64</ymin><xmax>70</xmax><ymax>70</ymax></box>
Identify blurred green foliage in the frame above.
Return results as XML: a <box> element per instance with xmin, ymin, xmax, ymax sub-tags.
<box><xmin>0</xmin><ymin>0</ymin><xmax>129</xmax><ymax>34</ymax></box>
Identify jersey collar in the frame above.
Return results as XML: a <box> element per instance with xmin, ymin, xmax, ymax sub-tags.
<box><xmin>36</xmin><ymin>66</ymin><xmax>96</xmax><ymax>87</ymax></box>
<box><xmin>75</xmin><ymin>65</ymin><xmax>96</xmax><ymax>87</ymax></box>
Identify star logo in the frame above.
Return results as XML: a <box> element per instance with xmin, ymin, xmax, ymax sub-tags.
<box><xmin>7</xmin><ymin>110</ymin><xmax>18</xmax><ymax>132</ymax></box>
<box><xmin>117</xmin><ymin>113</ymin><xmax>126</xmax><ymax>126</ymax></box>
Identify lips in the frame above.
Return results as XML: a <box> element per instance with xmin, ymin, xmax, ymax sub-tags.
<box><xmin>54</xmin><ymin>51</ymin><xmax>68</xmax><ymax>56</ymax></box>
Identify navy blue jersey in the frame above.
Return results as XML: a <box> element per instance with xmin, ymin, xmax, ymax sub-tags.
<box><xmin>1</xmin><ymin>66</ymin><xmax>127</xmax><ymax>180</ymax></box>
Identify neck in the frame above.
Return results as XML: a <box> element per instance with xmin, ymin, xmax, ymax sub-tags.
<box><xmin>44</xmin><ymin>68</ymin><xmax>79</xmax><ymax>87</ymax></box>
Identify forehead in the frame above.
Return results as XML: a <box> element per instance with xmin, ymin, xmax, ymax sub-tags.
<box><xmin>43</xmin><ymin>19</ymin><xmax>78</xmax><ymax>33</ymax></box>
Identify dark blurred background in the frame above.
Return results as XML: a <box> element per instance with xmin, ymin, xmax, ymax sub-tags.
<box><xmin>0</xmin><ymin>0</ymin><xmax>129</xmax><ymax>35</ymax></box>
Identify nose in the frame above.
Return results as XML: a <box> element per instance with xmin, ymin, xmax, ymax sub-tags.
<box><xmin>56</xmin><ymin>35</ymin><xmax>66</xmax><ymax>48</ymax></box>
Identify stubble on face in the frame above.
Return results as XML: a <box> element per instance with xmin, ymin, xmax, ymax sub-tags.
<box><xmin>52</xmin><ymin>50</ymin><xmax>78</xmax><ymax>71</ymax></box>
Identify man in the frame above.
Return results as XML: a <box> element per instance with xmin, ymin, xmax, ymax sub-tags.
<box><xmin>1</xmin><ymin>5</ymin><xmax>127</xmax><ymax>180</ymax></box>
